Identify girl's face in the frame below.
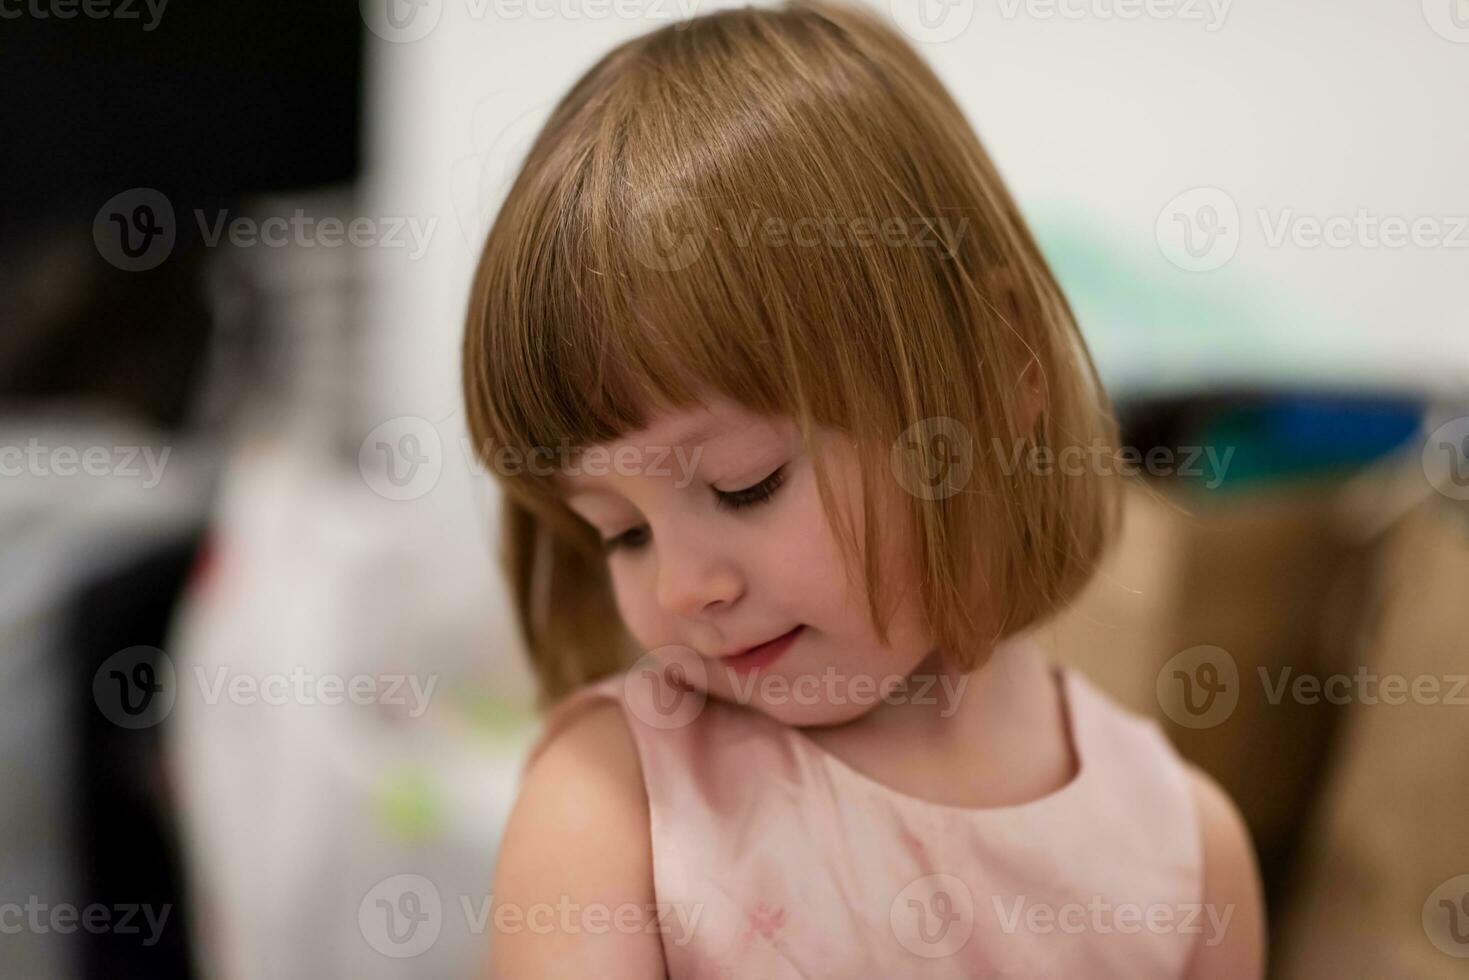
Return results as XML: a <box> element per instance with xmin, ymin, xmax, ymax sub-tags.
<box><xmin>556</xmin><ymin>393</ymin><xmax>939</xmax><ymax>726</ymax></box>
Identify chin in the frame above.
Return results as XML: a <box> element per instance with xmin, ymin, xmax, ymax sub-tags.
<box><xmin>770</xmin><ymin>700</ymin><xmax>874</xmax><ymax>727</ymax></box>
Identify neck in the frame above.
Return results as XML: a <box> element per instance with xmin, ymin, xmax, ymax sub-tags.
<box><xmin>842</xmin><ymin>631</ymin><xmax>1052</xmax><ymax>746</ymax></box>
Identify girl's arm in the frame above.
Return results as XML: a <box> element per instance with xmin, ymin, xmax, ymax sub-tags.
<box><xmin>488</xmin><ymin>702</ymin><xmax>667</xmax><ymax>979</ymax></box>
<box><xmin>1183</xmin><ymin>765</ymin><xmax>1267</xmax><ymax>980</ymax></box>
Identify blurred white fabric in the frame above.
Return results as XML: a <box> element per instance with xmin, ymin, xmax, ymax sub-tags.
<box><xmin>165</xmin><ymin>439</ymin><xmax>533</xmax><ymax>979</ymax></box>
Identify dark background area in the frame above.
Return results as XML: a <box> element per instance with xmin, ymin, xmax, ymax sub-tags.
<box><xmin>3</xmin><ymin>7</ymin><xmax>361</xmax><ymax>977</ymax></box>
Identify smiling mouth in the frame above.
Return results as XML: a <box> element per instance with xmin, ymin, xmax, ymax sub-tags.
<box><xmin>718</xmin><ymin>625</ymin><xmax>804</xmax><ymax>672</ymax></box>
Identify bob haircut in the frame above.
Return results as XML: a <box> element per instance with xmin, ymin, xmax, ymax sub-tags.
<box><xmin>462</xmin><ymin>0</ymin><xmax>1121</xmax><ymax>708</ymax></box>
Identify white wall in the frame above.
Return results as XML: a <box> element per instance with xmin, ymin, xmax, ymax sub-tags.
<box><xmin>361</xmin><ymin>0</ymin><xmax>1469</xmax><ymax>410</ymax></box>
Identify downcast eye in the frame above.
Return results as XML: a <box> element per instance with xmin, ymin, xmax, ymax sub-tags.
<box><xmin>714</xmin><ymin>464</ymin><xmax>787</xmax><ymax>511</ymax></box>
<box><xmin>600</xmin><ymin>463</ymin><xmax>789</xmax><ymax>554</ymax></box>
<box><xmin>602</xmin><ymin>524</ymin><xmax>650</xmax><ymax>554</ymax></box>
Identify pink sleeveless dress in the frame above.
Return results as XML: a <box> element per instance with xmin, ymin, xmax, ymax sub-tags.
<box><xmin>523</xmin><ymin>663</ymin><xmax>1204</xmax><ymax>978</ymax></box>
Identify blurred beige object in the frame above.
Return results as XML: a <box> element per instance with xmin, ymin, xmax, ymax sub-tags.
<box><xmin>1272</xmin><ymin>493</ymin><xmax>1469</xmax><ymax>978</ymax></box>
<box><xmin>1154</xmin><ymin>478</ymin><xmax>1373</xmax><ymax>871</ymax></box>
<box><xmin>1057</xmin><ymin>474</ymin><xmax>1391</xmax><ymax>843</ymax></box>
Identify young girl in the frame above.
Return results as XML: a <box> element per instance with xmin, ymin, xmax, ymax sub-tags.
<box><xmin>461</xmin><ymin>2</ymin><xmax>1265</xmax><ymax>976</ymax></box>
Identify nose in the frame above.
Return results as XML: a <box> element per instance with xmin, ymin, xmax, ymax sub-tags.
<box><xmin>654</xmin><ymin>522</ymin><xmax>744</xmax><ymax>619</ymax></box>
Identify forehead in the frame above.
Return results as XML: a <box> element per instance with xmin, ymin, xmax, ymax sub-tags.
<box><xmin>553</xmin><ymin>400</ymin><xmax>786</xmax><ymax>499</ymax></box>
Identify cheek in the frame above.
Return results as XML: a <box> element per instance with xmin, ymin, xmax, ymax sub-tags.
<box><xmin>607</xmin><ymin>564</ymin><xmax>661</xmax><ymax>649</ymax></box>
<box><xmin>793</xmin><ymin>460</ymin><xmax>937</xmax><ymax>675</ymax></box>
<box><xmin>783</xmin><ymin>451</ymin><xmax>916</xmax><ymax>624</ymax></box>
<box><xmin>755</xmin><ymin>485</ymin><xmax>854</xmax><ymax>606</ymax></box>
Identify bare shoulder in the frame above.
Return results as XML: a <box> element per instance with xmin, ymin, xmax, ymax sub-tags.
<box><xmin>1181</xmin><ymin>763</ymin><xmax>1267</xmax><ymax>980</ymax></box>
<box><xmin>490</xmin><ymin>699</ymin><xmax>665</xmax><ymax>980</ymax></box>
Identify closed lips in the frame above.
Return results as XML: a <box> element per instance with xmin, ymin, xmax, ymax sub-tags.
<box><xmin>721</xmin><ymin>626</ymin><xmax>800</xmax><ymax>659</ymax></box>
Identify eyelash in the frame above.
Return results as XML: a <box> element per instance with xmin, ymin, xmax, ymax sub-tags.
<box><xmin>715</xmin><ymin>463</ymin><xmax>788</xmax><ymax>512</ymax></box>
<box><xmin>601</xmin><ymin>465</ymin><xmax>788</xmax><ymax>554</ymax></box>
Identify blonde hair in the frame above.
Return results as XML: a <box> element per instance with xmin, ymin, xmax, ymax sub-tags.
<box><xmin>462</xmin><ymin>0</ymin><xmax>1121</xmax><ymax>708</ymax></box>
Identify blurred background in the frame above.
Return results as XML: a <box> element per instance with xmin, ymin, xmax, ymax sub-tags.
<box><xmin>1</xmin><ymin>0</ymin><xmax>1466</xmax><ymax>977</ymax></box>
